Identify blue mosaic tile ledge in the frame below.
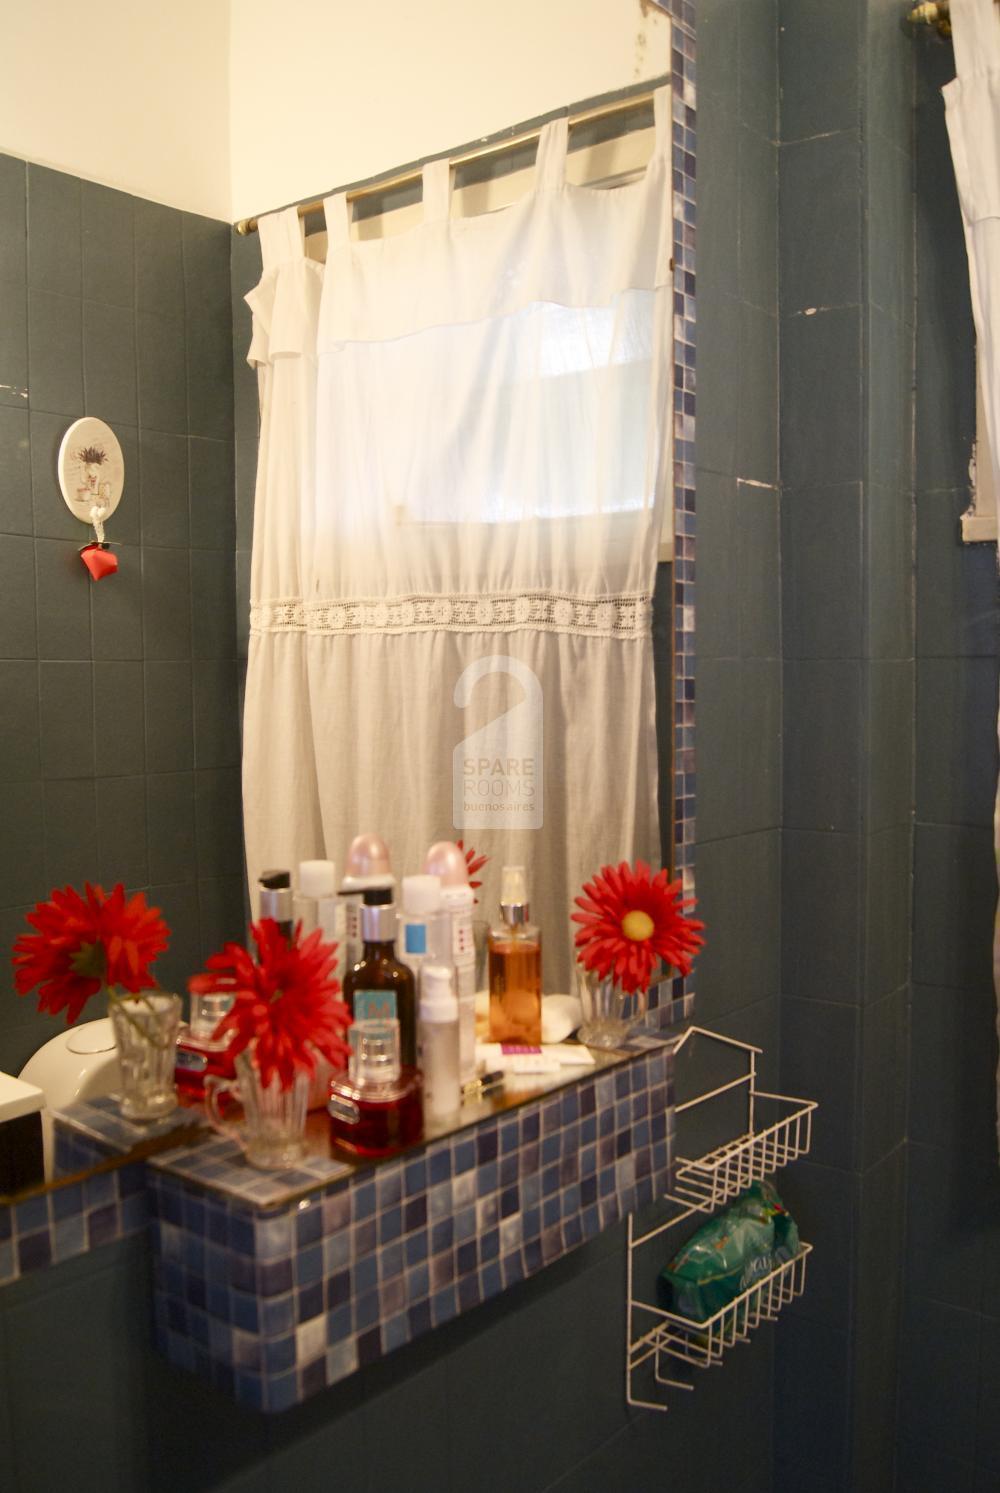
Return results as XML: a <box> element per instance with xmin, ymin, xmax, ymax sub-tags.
<box><xmin>0</xmin><ymin>1157</ymin><xmax>148</xmax><ymax>1288</ymax></box>
<box><xmin>149</xmin><ymin>1043</ymin><xmax>674</xmax><ymax>1412</ymax></box>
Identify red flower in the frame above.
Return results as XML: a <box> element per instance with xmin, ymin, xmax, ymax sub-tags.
<box><xmin>13</xmin><ymin>883</ymin><xmax>170</xmax><ymax>1025</ymax></box>
<box><xmin>190</xmin><ymin>919</ymin><xmax>352</xmax><ymax>1091</ymax></box>
<box><xmin>456</xmin><ymin>839</ymin><xmax>488</xmax><ymax>897</ymax></box>
<box><xmin>571</xmin><ymin>860</ymin><xmax>705</xmax><ymax>996</ymax></box>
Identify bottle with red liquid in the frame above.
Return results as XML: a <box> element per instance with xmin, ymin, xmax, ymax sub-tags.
<box><xmin>327</xmin><ymin>1018</ymin><xmax>422</xmax><ymax>1158</ymax></box>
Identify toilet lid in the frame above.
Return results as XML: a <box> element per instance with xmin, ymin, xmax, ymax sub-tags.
<box><xmin>66</xmin><ymin>1018</ymin><xmax>116</xmax><ymax>1055</ymax></box>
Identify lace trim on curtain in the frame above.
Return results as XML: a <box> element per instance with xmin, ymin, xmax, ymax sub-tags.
<box><xmin>250</xmin><ymin>592</ymin><xmax>653</xmax><ymax>638</ymax></box>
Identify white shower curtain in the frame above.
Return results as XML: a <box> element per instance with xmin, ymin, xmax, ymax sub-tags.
<box><xmin>944</xmin><ymin>0</ymin><xmax>1000</xmax><ymax>1143</ymax></box>
<box><xmin>243</xmin><ymin>94</ymin><xmax>674</xmax><ymax>989</ymax></box>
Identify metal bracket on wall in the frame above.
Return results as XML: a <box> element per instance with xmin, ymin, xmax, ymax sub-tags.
<box><xmin>625</xmin><ymin>1025</ymin><xmax>817</xmax><ymax>1412</ymax></box>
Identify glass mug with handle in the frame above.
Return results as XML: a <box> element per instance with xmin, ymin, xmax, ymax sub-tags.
<box><xmin>205</xmin><ymin>1048</ymin><xmax>310</xmax><ymax>1170</ymax></box>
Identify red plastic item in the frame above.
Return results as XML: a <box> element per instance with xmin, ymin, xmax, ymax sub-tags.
<box><xmin>80</xmin><ymin>543</ymin><xmax>118</xmax><ymax>581</ymax></box>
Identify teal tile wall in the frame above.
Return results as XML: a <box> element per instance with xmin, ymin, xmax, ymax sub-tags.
<box><xmin>0</xmin><ymin>155</ymin><xmax>245</xmax><ymax>1072</ymax></box>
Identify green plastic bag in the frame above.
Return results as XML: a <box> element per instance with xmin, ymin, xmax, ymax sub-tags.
<box><xmin>659</xmin><ymin>1180</ymin><xmax>800</xmax><ymax>1323</ymax></box>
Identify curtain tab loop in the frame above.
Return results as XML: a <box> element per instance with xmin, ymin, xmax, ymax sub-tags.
<box><xmin>422</xmin><ymin>159</ymin><xmax>452</xmax><ymax>222</ymax></box>
<box><xmin>324</xmin><ymin>193</ymin><xmax>352</xmax><ymax>249</ymax></box>
<box><xmin>259</xmin><ymin>206</ymin><xmax>305</xmax><ymax>270</ymax></box>
<box><xmin>535</xmin><ymin>117</ymin><xmax>568</xmax><ymax>190</ymax></box>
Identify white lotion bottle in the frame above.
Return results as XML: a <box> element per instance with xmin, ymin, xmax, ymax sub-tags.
<box><xmin>418</xmin><ymin>964</ymin><xmax>461</xmax><ymax>1121</ymax></box>
<box><xmin>424</xmin><ymin>840</ymin><xmax>477</xmax><ymax>1083</ymax></box>
<box><xmin>295</xmin><ymin>860</ymin><xmax>346</xmax><ymax>983</ymax></box>
<box><xmin>399</xmin><ymin>874</ymin><xmax>447</xmax><ymax>990</ymax></box>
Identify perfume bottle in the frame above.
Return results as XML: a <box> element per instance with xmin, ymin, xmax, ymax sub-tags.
<box><xmin>175</xmin><ymin>987</ymin><xmax>237</xmax><ymax>1095</ymax></box>
<box><xmin>258</xmin><ymin>868</ymin><xmax>293</xmax><ymax>938</ymax></box>
<box><xmin>327</xmin><ymin>1018</ymin><xmax>423</xmax><ymax>1157</ymax></box>
<box><xmin>342</xmin><ymin>887</ymin><xmax>417</xmax><ymax>1066</ymax></box>
<box><xmin>488</xmin><ymin>865</ymin><xmax>542</xmax><ymax>1044</ymax></box>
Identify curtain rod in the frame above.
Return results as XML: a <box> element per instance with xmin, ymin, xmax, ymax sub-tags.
<box><xmin>234</xmin><ymin>88</ymin><xmax>658</xmax><ymax>236</ymax></box>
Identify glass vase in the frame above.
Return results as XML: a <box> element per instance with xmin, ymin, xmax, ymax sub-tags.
<box><xmin>108</xmin><ymin>991</ymin><xmax>181</xmax><ymax>1121</ymax></box>
<box><xmin>206</xmin><ymin>1049</ymin><xmax>309</xmax><ymax>1171</ymax></box>
<box><xmin>576</xmin><ymin>969</ymin><xmax>647</xmax><ymax>1050</ymax></box>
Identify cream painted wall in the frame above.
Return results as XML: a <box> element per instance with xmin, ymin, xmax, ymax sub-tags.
<box><xmin>228</xmin><ymin>0</ymin><xmax>673</xmax><ymax>221</ymax></box>
<box><xmin>0</xmin><ymin>0</ymin><xmax>231</xmax><ymax>219</ymax></box>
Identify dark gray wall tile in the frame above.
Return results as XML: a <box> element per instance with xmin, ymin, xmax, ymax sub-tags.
<box><xmin>195</xmin><ymin>767</ymin><xmax>244</xmax><ymax>877</ymax></box>
<box><xmin>773</xmin><ymin>1316</ymin><xmax>850</xmax><ymax>1481</ymax></box>
<box><xmin>27</xmin><ymin>289</ymin><xmax>83</xmax><ymax>416</ymax></box>
<box><xmin>738</xmin><ymin>127</ymin><xmax>777</xmax><ymax>313</ymax></box>
<box><xmin>868</xmin><ymin>302</ymin><xmax>913</xmax><ymax>490</ymax></box>
<box><xmin>696</xmin><ymin>84</ymin><xmax>740</xmax><ymax>306</ymax></box>
<box><xmin>0</xmin><ymin>781</ymin><xmax>45</xmax><ymax>907</ymax></box>
<box><xmin>867</xmin><ymin>482</ymin><xmax>914</xmax><ymax>661</ymax></box>
<box><xmin>781</xmin><ymin>995</ymin><xmax>858</xmax><ymax>1170</ymax></box>
<box><xmin>94</xmin><ymin>661</ymin><xmax>145</xmax><ymax>776</ymax></box>
<box><xmin>916</xmin><ymin>656</ymin><xmax>999</xmax><ymax>827</ymax></box>
<box><xmin>189</xmin><ymin>436</ymin><xmax>235</xmax><ymax>550</ymax></box>
<box><xmin>0</xmin><ymin>661</ymin><xmax>40</xmax><ymax>781</ymax></box>
<box><xmin>191</xmin><ymin>548</ymin><xmax>236</xmax><ymax>658</ymax></box>
<box><xmin>899</xmin><ymin>1298</ymin><xmax>982</xmax><ymax>1462</ymax></box>
<box><xmin>26</xmin><ymin>165</ymin><xmax>80</xmax><ymax>298</ymax></box>
<box><xmin>137</xmin><ymin>310</ymin><xmax>187</xmax><ymax>434</ymax></box>
<box><xmin>0</xmin><ymin>283</ymin><xmax>28</xmax><ymax>407</ymax></box>
<box><xmin>784</xmin><ymin>658</ymin><xmax>861</xmax><ymax>831</ymax></box>
<box><xmin>146</xmin><ymin>772</ymin><xmax>196</xmax><ymax>885</ymax></box>
<box><xmin>198</xmin><ymin>875</ymin><xmax>246</xmax><ymax>963</ymax></box>
<box><xmin>737</xmin><ymin>302</ymin><xmax>778</xmax><ymax>485</ymax></box>
<box><xmin>864</xmin><ymin>825</ymin><xmax>911</xmax><ymax>1002</ymax></box>
<box><xmin>236</xmin><ymin>547</ymin><xmax>251</xmax><ymax>661</ymax></box>
<box><xmin>782</xmin><ymin>484</ymin><xmax>863</xmax><ymax>659</ymax></box>
<box><xmin>866</xmin><ymin>657</ymin><xmax>914</xmax><ymax>831</ymax></box>
<box><xmin>694</xmin><ymin>657</ymin><xmax>741</xmax><ymax>843</ymax></box>
<box><xmin>30</xmin><ymin>410</ymin><xmax>80</xmax><ymax>540</ymax></box>
<box><xmin>186</xmin><ymin>313</ymin><xmax>234</xmax><ymax>441</ymax></box>
<box><xmin>139</xmin><ymin>429</ymin><xmax>189</xmax><ymax>549</ymax></box>
<box><xmin>142</xmin><ymin>545</ymin><xmax>191</xmax><ymax>659</ymax></box>
<box><xmin>134</xmin><ymin>199</ymin><xmax>185</xmax><ymax>318</ymax></box>
<box><xmin>908</xmin><ymin>988</ymin><xmax>998</xmax><ymax>1157</ymax></box>
<box><xmin>34</xmin><ymin>538</ymin><xmax>91</xmax><ymax>660</ymax></box>
<box><xmin>737</xmin><ymin>480</ymin><xmax>779</xmax><ymax>657</ymax></box>
<box><xmin>81</xmin><ymin>181</ymin><xmax>134</xmax><ymax>308</ymax></box>
<box><xmin>91</xmin><ymin>542</ymin><xmax>143</xmax><ymax>659</ymax></box>
<box><xmin>693</xmin><ymin>469</ymin><xmax>737</xmax><ymax>660</ymax></box>
<box><xmin>144</xmin><ymin>659</ymin><xmax>194</xmax><ymax>772</ymax></box>
<box><xmin>96</xmin><ymin>775</ymin><xmax>148</xmax><ymax>886</ymax></box>
<box><xmin>781</xmin><ymin>307</ymin><xmax>863</xmax><ymax>488</ymax></box>
<box><xmin>858</xmin><ymin>985</ymin><xmax>907</xmax><ymax>1167</ymax></box>
<box><xmin>778</xmin><ymin>0</ymin><xmax>860</xmax><ymax>143</ymax></box>
<box><xmin>976</xmin><ymin>1316</ymin><xmax>1000</xmax><ymax>1474</ymax></box>
<box><xmin>0</xmin><ymin>154</ymin><xmax>26</xmax><ymax>285</ymax></box>
<box><xmin>779</xmin><ymin>130</ymin><xmax>862</xmax><ymax>314</ymax></box>
<box><xmin>739</xmin><ymin>658</ymin><xmax>781</xmax><ymax>831</ymax></box>
<box><xmin>43</xmin><ymin>777</ymin><xmax>97</xmax><ymax>887</ymax></box>
<box><xmin>781</xmin><ymin>1161</ymin><xmax>855</xmax><ymax>1331</ymax></box>
<box><xmin>0</xmin><ymin>534</ymin><xmax>37</xmax><ymax>657</ymax></box>
<box><xmin>913</xmin><ymin>823</ymin><xmax>996</xmax><ymax>991</ymax></box>
<box><xmin>83</xmin><ymin>300</ymin><xmax>136</xmax><ymax>426</ymax></box>
<box><xmin>0</xmin><ymin>406</ymin><xmax>31</xmax><ymax>534</ymax></box>
<box><xmin>865</xmin><ymin>0</ymin><xmax>916</xmax><ymax>157</ymax></box>
<box><xmin>868</xmin><ymin>137</ymin><xmax>915</xmax><ymax>326</ymax></box>
<box><xmin>782</xmin><ymin>829</ymin><xmax>861</xmax><ymax>1003</ymax></box>
<box><xmin>896</xmin><ymin>1441</ymin><xmax>975</xmax><ymax>1493</ymax></box>
<box><xmin>696</xmin><ymin>293</ymin><xmax>740</xmax><ymax>478</ymax></box>
<box><xmin>38</xmin><ymin>661</ymin><xmax>94</xmax><ymax>778</ymax></box>
<box><xmin>194</xmin><ymin>658</ymin><xmax>239</xmax><ymax>768</ymax></box>
<box><xmin>916</xmin><ymin>491</ymin><xmax>999</xmax><ymax>659</ymax></box>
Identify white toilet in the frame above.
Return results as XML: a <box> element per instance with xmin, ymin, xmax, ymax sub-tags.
<box><xmin>19</xmin><ymin>1019</ymin><xmax>120</xmax><ymax>1177</ymax></box>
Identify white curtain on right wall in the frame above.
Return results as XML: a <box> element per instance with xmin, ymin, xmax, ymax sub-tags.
<box><xmin>944</xmin><ymin>0</ymin><xmax>1000</xmax><ymax>1145</ymax></box>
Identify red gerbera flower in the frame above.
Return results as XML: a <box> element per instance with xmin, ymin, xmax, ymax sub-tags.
<box><xmin>456</xmin><ymin>839</ymin><xmax>488</xmax><ymax>898</ymax></box>
<box><xmin>13</xmin><ymin>882</ymin><xmax>170</xmax><ymax>1025</ymax></box>
<box><xmin>571</xmin><ymin>860</ymin><xmax>705</xmax><ymax>996</ymax></box>
<box><xmin>189</xmin><ymin>919</ymin><xmax>352</xmax><ymax>1091</ymax></box>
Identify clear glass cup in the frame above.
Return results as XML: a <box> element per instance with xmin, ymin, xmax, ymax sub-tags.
<box><xmin>206</xmin><ymin>1049</ymin><xmax>309</xmax><ymax>1170</ymax></box>
<box><xmin>575</xmin><ymin>967</ymin><xmax>647</xmax><ymax>1050</ymax></box>
<box><xmin>108</xmin><ymin>991</ymin><xmax>181</xmax><ymax>1121</ymax></box>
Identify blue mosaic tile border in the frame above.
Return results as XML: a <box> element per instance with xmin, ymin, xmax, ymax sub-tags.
<box><xmin>149</xmin><ymin>1043</ymin><xmax>674</xmax><ymax>1412</ymax></box>
<box><xmin>0</xmin><ymin>1159</ymin><xmax>148</xmax><ymax>1288</ymax></box>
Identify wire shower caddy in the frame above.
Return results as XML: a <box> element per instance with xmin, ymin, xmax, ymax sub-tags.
<box><xmin>626</xmin><ymin>1025</ymin><xmax>817</xmax><ymax>1412</ymax></box>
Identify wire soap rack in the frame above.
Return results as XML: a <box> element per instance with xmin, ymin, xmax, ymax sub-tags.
<box><xmin>626</xmin><ymin>1025</ymin><xmax>817</xmax><ymax>1411</ymax></box>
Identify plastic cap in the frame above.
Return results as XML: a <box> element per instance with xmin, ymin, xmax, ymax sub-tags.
<box><xmin>500</xmin><ymin>865</ymin><xmax>528</xmax><ymax>906</ymax></box>
<box><xmin>349</xmin><ymin>1018</ymin><xmax>401</xmax><ymax>1088</ymax></box>
<box><xmin>344</xmin><ymin>833</ymin><xmax>391</xmax><ymax>878</ymax></box>
<box><xmin>423</xmin><ymin>840</ymin><xmax>469</xmax><ymax>887</ymax></box>
<box><xmin>420</xmin><ymin>964</ymin><xmax>458</xmax><ymax>1021</ymax></box>
<box><xmin>259</xmin><ymin>869</ymin><xmax>290</xmax><ymax>890</ymax></box>
<box><xmin>402</xmin><ymin>874</ymin><xmax>442</xmax><ymax>914</ymax></box>
<box><xmin>298</xmin><ymin>859</ymin><xmax>336</xmax><ymax>898</ymax></box>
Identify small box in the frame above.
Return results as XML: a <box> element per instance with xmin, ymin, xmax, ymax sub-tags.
<box><xmin>0</xmin><ymin>1073</ymin><xmax>46</xmax><ymax>1195</ymax></box>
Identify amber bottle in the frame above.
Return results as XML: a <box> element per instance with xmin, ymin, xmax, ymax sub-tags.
<box><xmin>342</xmin><ymin>888</ymin><xmax>417</xmax><ymax>1067</ymax></box>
